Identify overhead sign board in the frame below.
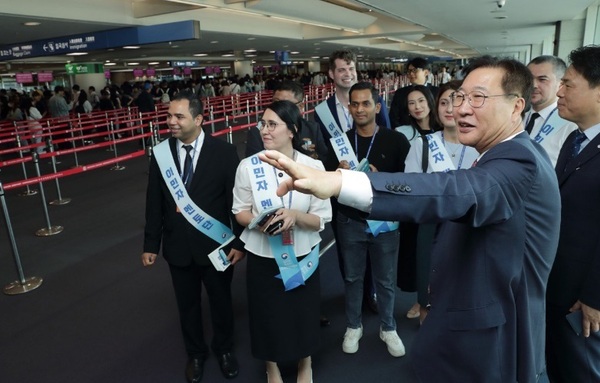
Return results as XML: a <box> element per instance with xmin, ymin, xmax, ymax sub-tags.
<box><xmin>170</xmin><ymin>61</ymin><xmax>199</xmax><ymax>67</ymax></box>
<box><xmin>37</xmin><ymin>72</ymin><xmax>54</xmax><ymax>82</ymax></box>
<box><xmin>65</xmin><ymin>63</ymin><xmax>104</xmax><ymax>74</ymax></box>
<box><xmin>0</xmin><ymin>20</ymin><xmax>200</xmax><ymax>60</ymax></box>
<box><xmin>16</xmin><ymin>73</ymin><xmax>33</xmax><ymax>84</ymax></box>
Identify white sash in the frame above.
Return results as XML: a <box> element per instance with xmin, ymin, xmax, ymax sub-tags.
<box><xmin>246</xmin><ymin>153</ymin><xmax>319</xmax><ymax>290</ymax></box>
<box><xmin>315</xmin><ymin>101</ymin><xmax>359</xmax><ymax>169</ymax></box>
<box><xmin>533</xmin><ymin>108</ymin><xmax>568</xmax><ymax>144</ymax></box>
<box><xmin>153</xmin><ymin>140</ymin><xmax>235</xmax><ymax>271</ymax></box>
<box><xmin>424</xmin><ymin>134</ymin><xmax>457</xmax><ymax>172</ymax></box>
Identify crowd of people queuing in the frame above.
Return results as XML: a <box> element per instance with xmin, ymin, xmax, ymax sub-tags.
<box><xmin>0</xmin><ymin>62</ymin><xmax>465</xmax><ymax>126</ymax></box>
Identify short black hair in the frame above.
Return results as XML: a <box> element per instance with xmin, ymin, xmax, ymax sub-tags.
<box><xmin>349</xmin><ymin>81</ymin><xmax>380</xmax><ymax>104</ymax></box>
<box><xmin>172</xmin><ymin>90</ymin><xmax>204</xmax><ymax>118</ymax></box>
<box><xmin>274</xmin><ymin>80</ymin><xmax>304</xmax><ymax>102</ymax></box>
<box><xmin>407</xmin><ymin>57</ymin><xmax>430</xmax><ymax>71</ymax></box>
<box><xmin>464</xmin><ymin>55</ymin><xmax>533</xmax><ymax>116</ymax></box>
<box><xmin>528</xmin><ymin>55</ymin><xmax>567</xmax><ymax>79</ymax></box>
<box><xmin>568</xmin><ymin>45</ymin><xmax>600</xmax><ymax>88</ymax></box>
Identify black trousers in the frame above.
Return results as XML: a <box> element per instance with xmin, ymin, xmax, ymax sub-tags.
<box><xmin>168</xmin><ymin>262</ymin><xmax>235</xmax><ymax>359</ymax></box>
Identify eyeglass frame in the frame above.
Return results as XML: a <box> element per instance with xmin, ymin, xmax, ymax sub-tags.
<box><xmin>407</xmin><ymin>67</ymin><xmax>423</xmax><ymax>74</ymax></box>
<box><xmin>257</xmin><ymin>120</ymin><xmax>288</xmax><ymax>131</ymax></box>
<box><xmin>449</xmin><ymin>90</ymin><xmax>519</xmax><ymax>108</ymax></box>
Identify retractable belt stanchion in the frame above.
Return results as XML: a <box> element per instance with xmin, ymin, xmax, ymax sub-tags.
<box><xmin>30</xmin><ymin>152</ymin><xmax>63</xmax><ymax>236</ymax></box>
<box><xmin>209</xmin><ymin>105</ymin><xmax>215</xmax><ymax>134</ymax></box>
<box><xmin>149</xmin><ymin>121</ymin><xmax>159</xmax><ymax>147</ymax></box>
<box><xmin>254</xmin><ymin>94</ymin><xmax>259</xmax><ymax>122</ymax></box>
<box><xmin>15</xmin><ymin>135</ymin><xmax>38</xmax><ymax>196</ymax></box>
<box><xmin>68</xmin><ymin>121</ymin><xmax>80</xmax><ymax>167</ymax></box>
<box><xmin>109</xmin><ymin>121</ymin><xmax>126</xmax><ymax>171</ymax></box>
<box><xmin>0</xmin><ymin>181</ymin><xmax>43</xmax><ymax>295</ymax></box>
<box><xmin>45</xmin><ymin>139</ymin><xmax>71</xmax><ymax>206</ymax></box>
<box><xmin>246</xmin><ymin>100</ymin><xmax>251</xmax><ymax>125</ymax></box>
<box><xmin>106</xmin><ymin>115</ymin><xmax>115</xmax><ymax>152</ymax></box>
<box><xmin>227</xmin><ymin>126</ymin><xmax>233</xmax><ymax>145</ymax></box>
<box><xmin>138</xmin><ymin>112</ymin><xmax>147</xmax><ymax>151</ymax></box>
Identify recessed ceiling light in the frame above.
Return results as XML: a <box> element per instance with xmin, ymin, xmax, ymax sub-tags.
<box><xmin>244</xmin><ymin>49</ymin><xmax>257</xmax><ymax>53</ymax></box>
<box><xmin>23</xmin><ymin>22</ymin><xmax>41</xmax><ymax>26</ymax></box>
<box><xmin>127</xmin><ymin>62</ymin><xmax>140</xmax><ymax>66</ymax></box>
<box><xmin>105</xmin><ymin>63</ymin><xmax>117</xmax><ymax>66</ymax></box>
<box><xmin>66</xmin><ymin>52</ymin><xmax>88</xmax><ymax>56</ymax></box>
<box><xmin>148</xmin><ymin>62</ymin><xmax>160</xmax><ymax>65</ymax></box>
<box><xmin>245</xmin><ymin>54</ymin><xmax>257</xmax><ymax>57</ymax></box>
<box><xmin>210</xmin><ymin>41</ymin><xmax>219</xmax><ymax>44</ymax></box>
<box><xmin>222</xmin><ymin>53</ymin><xmax>234</xmax><ymax>57</ymax></box>
<box><xmin>311</xmin><ymin>56</ymin><xmax>320</xmax><ymax>59</ymax></box>
<box><xmin>171</xmin><ymin>45</ymin><xmax>179</xmax><ymax>48</ymax></box>
<box><xmin>123</xmin><ymin>46</ymin><xmax>140</xmax><ymax>49</ymax></box>
<box><xmin>291</xmin><ymin>51</ymin><xmax>300</xmax><ymax>54</ymax></box>
<box><xmin>247</xmin><ymin>37</ymin><xmax>256</xmax><ymax>41</ymax></box>
<box><xmin>194</xmin><ymin>53</ymin><xmax>208</xmax><ymax>57</ymax></box>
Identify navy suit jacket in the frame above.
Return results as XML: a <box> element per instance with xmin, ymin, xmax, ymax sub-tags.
<box><xmin>547</xmin><ymin>130</ymin><xmax>600</xmax><ymax>311</ymax></box>
<box><xmin>366</xmin><ymin>133</ymin><xmax>560</xmax><ymax>382</ymax></box>
<box><xmin>143</xmin><ymin>134</ymin><xmax>243</xmax><ymax>267</ymax></box>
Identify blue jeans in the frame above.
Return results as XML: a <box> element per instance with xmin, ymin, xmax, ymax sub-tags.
<box><xmin>336</xmin><ymin>212</ymin><xmax>399</xmax><ymax>331</ymax></box>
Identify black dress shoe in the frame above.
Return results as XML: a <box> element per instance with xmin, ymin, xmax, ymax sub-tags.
<box><xmin>218</xmin><ymin>352</ymin><xmax>239</xmax><ymax>379</ymax></box>
<box><xmin>186</xmin><ymin>357</ymin><xmax>205</xmax><ymax>383</ymax></box>
<box><xmin>320</xmin><ymin>315</ymin><xmax>331</xmax><ymax>327</ymax></box>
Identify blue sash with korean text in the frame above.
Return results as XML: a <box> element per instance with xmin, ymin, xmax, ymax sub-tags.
<box><xmin>315</xmin><ymin>101</ymin><xmax>359</xmax><ymax>169</ymax></box>
<box><xmin>533</xmin><ymin>108</ymin><xmax>568</xmax><ymax>144</ymax></box>
<box><xmin>153</xmin><ymin>140</ymin><xmax>235</xmax><ymax>254</ymax></box>
<box><xmin>247</xmin><ymin>154</ymin><xmax>320</xmax><ymax>291</ymax></box>
<box><xmin>424</xmin><ymin>134</ymin><xmax>458</xmax><ymax>172</ymax></box>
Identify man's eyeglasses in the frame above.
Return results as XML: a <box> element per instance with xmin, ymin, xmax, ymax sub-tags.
<box><xmin>450</xmin><ymin>91</ymin><xmax>519</xmax><ymax>108</ymax></box>
<box><xmin>407</xmin><ymin>68</ymin><xmax>422</xmax><ymax>74</ymax></box>
<box><xmin>273</xmin><ymin>98</ymin><xmax>303</xmax><ymax>105</ymax></box>
<box><xmin>258</xmin><ymin>120</ymin><xmax>286</xmax><ymax>131</ymax></box>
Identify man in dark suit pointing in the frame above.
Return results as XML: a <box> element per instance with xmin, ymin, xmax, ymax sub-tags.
<box><xmin>259</xmin><ymin>56</ymin><xmax>559</xmax><ymax>383</ymax></box>
<box><xmin>142</xmin><ymin>91</ymin><xmax>244</xmax><ymax>382</ymax></box>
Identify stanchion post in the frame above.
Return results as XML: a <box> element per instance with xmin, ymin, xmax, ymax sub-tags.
<box><xmin>68</xmin><ymin>121</ymin><xmax>80</xmax><ymax>167</ymax></box>
<box><xmin>46</xmin><ymin>141</ymin><xmax>71</xmax><ymax>205</ymax></box>
<box><xmin>209</xmin><ymin>105</ymin><xmax>215</xmax><ymax>134</ymax></box>
<box><xmin>109</xmin><ymin>122</ymin><xmax>125</xmax><ymax>171</ymax></box>
<box><xmin>30</xmin><ymin>152</ymin><xmax>64</xmax><ymax>236</ymax></box>
<box><xmin>0</xmin><ymin>181</ymin><xmax>43</xmax><ymax>295</ymax></box>
<box><xmin>15</xmin><ymin>134</ymin><xmax>38</xmax><ymax>196</ymax></box>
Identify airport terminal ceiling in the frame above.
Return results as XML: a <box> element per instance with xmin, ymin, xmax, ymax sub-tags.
<box><xmin>0</xmin><ymin>0</ymin><xmax>596</xmax><ymax>76</ymax></box>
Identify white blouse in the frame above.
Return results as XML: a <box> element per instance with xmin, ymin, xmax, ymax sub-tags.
<box><xmin>232</xmin><ymin>151</ymin><xmax>332</xmax><ymax>258</ymax></box>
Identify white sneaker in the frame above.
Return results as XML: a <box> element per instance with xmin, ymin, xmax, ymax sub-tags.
<box><xmin>342</xmin><ymin>326</ymin><xmax>363</xmax><ymax>354</ymax></box>
<box><xmin>379</xmin><ymin>328</ymin><xmax>406</xmax><ymax>357</ymax></box>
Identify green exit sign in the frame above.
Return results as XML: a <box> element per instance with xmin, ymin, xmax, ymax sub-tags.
<box><xmin>65</xmin><ymin>63</ymin><xmax>104</xmax><ymax>74</ymax></box>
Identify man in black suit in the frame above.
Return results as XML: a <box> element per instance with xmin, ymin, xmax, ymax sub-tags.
<box><xmin>546</xmin><ymin>45</ymin><xmax>600</xmax><ymax>383</ymax></box>
<box><xmin>141</xmin><ymin>91</ymin><xmax>244</xmax><ymax>382</ymax></box>
<box><xmin>245</xmin><ymin>80</ymin><xmax>328</xmax><ymax>161</ymax></box>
